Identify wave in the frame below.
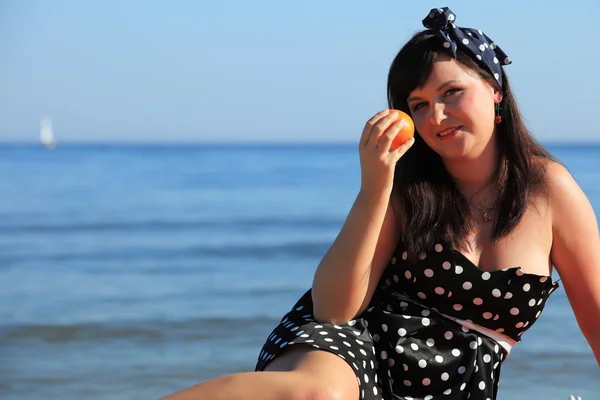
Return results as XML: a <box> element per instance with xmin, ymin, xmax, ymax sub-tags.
<box><xmin>2</xmin><ymin>316</ymin><xmax>281</xmax><ymax>343</ymax></box>
<box><xmin>0</xmin><ymin>216</ymin><xmax>343</xmax><ymax>235</ymax></box>
<box><xmin>1</xmin><ymin>241</ymin><xmax>330</xmax><ymax>264</ymax></box>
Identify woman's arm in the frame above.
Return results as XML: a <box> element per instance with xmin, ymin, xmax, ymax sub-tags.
<box><xmin>311</xmin><ymin>109</ymin><xmax>412</xmax><ymax>324</ymax></box>
<box><xmin>548</xmin><ymin>161</ymin><xmax>600</xmax><ymax>366</ymax></box>
<box><xmin>311</xmin><ymin>192</ymin><xmax>399</xmax><ymax>324</ymax></box>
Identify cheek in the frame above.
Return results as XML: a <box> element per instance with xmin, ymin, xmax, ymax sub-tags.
<box><xmin>411</xmin><ymin>108</ymin><xmax>435</xmax><ymax>131</ymax></box>
<box><xmin>413</xmin><ymin>115</ymin><xmax>427</xmax><ymax>134</ymax></box>
<box><xmin>460</xmin><ymin>92</ymin><xmax>477</xmax><ymax>110</ymax></box>
<box><xmin>459</xmin><ymin>92</ymin><xmax>494</xmax><ymax>123</ymax></box>
<box><xmin>413</xmin><ymin>117</ymin><xmax>436</xmax><ymax>146</ymax></box>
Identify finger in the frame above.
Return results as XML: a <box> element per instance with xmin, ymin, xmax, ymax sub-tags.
<box><xmin>391</xmin><ymin>136</ymin><xmax>415</xmax><ymax>160</ymax></box>
<box><xmin>375</xmin><ymin>117</ymin><xmax>405</xmax><ymax>151</ymax></box>
<box><xmin>365</xmin><ymin>111</ymin><xmax>400</xmax><ymax>149</ymax></box>
<box><xmin>360</xmin><ymin>109</ymin><xmax>390</xmax><ymax>148</ymax></box>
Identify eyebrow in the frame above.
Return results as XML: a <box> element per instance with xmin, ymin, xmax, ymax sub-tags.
<box><xmin>407</xmin><ymin>80</ymin><xmax>461</xmax><ymax>103</ymax></box>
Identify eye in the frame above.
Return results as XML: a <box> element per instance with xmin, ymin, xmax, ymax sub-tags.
<box><xmin>410</xmin><ymin>88</ymin><xmax>462</xmax><ymax>112</ymax></box>
<box><xmin>445</xmin><ymin>88</ymin><xmax>463</xmax><ymax>96</ymax></box>
<box><xmin>412</xmin><ymin>102</ymin><xmax>427</xmax><ymax>112</ymax></box>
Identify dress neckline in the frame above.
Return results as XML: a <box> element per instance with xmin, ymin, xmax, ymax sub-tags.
<box><xmin>449</xmin><ymin>248</ymin><xmax>554</xmax><ymax>280</ymax></box>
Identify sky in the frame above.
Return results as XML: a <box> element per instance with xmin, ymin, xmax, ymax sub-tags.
<box><xmin>1</xmin><ymin>0</ymin><xmax>599</xmax><ymax>144</ymax></box>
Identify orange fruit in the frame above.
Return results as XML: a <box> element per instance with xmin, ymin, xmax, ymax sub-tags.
<box><xmin>382</xmin><ymin>110</ymin><xmax>415</xmax><ymax>151</ymax></box>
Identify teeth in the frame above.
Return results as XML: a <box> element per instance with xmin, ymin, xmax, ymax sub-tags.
<box><xmin>438</xmin><ymin>127</ymin><xmax>459</xmax><ymax>137</ymax></box>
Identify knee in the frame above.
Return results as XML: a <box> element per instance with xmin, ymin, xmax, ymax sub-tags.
<box><xmin>315</xmin><ymin>386</ymin><xmax>356</xmax><ymax>400</ymax></box>
<box><xmin>292</xmin><ymin>381</ymin><xmax>357</xmax><ymax>400</ymax></box>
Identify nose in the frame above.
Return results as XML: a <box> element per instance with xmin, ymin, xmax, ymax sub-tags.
<box><xmin>428</xmin><ymin>102</ymin><xmax>447</xmax><ymax>126</ymax></box>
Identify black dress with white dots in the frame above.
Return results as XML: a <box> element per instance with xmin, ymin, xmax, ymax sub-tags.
<box><xmin>255</xmin><ymin>242</ymin><xmax>559</xmax><ymax>400</ymax></box>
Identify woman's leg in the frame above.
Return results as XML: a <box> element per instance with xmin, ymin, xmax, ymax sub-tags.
<box><xmin>159</xmin><ymin>346</ymin><xmax>360</xmax><ymax>400</ymax></box>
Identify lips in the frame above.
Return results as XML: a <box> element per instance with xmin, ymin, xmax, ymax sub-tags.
<box><xmin>437</xmin><ymin>125</ymin><xmax>462</xmax><ymax>138</ymax></box>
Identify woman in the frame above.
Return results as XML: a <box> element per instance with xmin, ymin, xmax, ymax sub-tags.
<box><xmin>162</xmin><ymin>7</ymin><xmax>600</xmax><ymax>400</ymax></box>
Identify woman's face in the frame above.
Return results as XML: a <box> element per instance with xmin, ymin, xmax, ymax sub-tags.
<box><xmin>406</xmin><ymin>54</ymin><xmax>502</xmax><ymax>160</ymax></box>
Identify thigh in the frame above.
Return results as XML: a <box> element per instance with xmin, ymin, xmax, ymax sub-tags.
<box><xmin>264</xmin><ymin>345</ymin><xmax>360</xmax><ymax>400</ymax></box>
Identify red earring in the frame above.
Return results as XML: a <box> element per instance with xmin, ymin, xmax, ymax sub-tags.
<box><xmin>494</xmin><ymin>103</ymin><xmax>502</xmax><ymax>124</ymax></box>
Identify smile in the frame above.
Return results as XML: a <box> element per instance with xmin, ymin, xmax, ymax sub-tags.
<box><xmin>437</xmin><ymin>126</ymin><xmax>462</xmax><ymax>138</ymax></box>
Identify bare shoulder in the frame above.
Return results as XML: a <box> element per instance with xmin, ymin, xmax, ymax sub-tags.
<box><xmin>539</xmin><ymin>159</ymin><xmax>589</xmax><ymax>218</ymax></box>
<box><xmin>542</xmin><ymin>159</ymin><xmax>576</xmax><ymax>191</ymax></box>
<box><xmin>541</xmin><ymin>157</ymin><xmax>599</xmax><ymax>270</ymax></box>
<box><xmin>519</xmin><ymin>158</ymin><xmax>569</xmax><ymax>221</ymax></box>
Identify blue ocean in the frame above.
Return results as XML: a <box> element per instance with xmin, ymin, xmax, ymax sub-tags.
<box><xmin>1</xmin><ymin>143</ymin><xmax>598</xmax><ymax>400</ymax></box>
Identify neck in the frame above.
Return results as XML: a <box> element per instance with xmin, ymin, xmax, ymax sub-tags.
<box><xmin>442</xmin><ymin>141</ymin><xmax>500</xmax><ymax>202</ymax></box>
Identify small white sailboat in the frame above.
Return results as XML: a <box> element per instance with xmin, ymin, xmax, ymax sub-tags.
<box><xmin>40</xmin><ymin>118</ymin><xmax>56</xmax><ymax>149</ymax></box>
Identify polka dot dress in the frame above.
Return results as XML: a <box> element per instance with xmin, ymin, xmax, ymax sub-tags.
<box><xmin>255</xmin><ymin>243</ymin><xmax>559</xmax><ymax>399</ymax></box>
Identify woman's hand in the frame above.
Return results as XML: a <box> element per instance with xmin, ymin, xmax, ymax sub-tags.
<box><xmin>358</xmin><ymin>109</ymin><xmax>415</xmax><ymax>196</ymax></box>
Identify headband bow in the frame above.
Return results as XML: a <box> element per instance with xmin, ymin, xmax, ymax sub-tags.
<box><xmin>422</xmin><ymin>7</ymin><xmax>511</xmax><ymax>88</ymax></box>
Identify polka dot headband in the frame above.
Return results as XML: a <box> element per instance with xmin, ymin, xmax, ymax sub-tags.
<box><xmin>422</xmin><ymin>7</ymin><xmax>511</xmax><ymax>88</ymax></box>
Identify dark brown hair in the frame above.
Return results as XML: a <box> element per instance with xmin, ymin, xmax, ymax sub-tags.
<box><xmin>387</xmin><ymin>30</ymin><xmax>555</xmax><ymax>257</ymax></box>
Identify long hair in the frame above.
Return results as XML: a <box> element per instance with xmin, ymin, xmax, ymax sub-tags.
<box><xmin>387</xmin><ymin>30</ymin><xmax>554</xmax><ymax>257</ymax></box>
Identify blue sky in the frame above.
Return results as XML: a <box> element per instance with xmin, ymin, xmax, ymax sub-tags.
<box><xmin>1</xmin><ymin>0</ymin><xmax>598</xmax><ymax>143</ymax></box>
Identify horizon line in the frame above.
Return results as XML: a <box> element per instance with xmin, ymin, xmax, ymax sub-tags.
<box><xmin>2</xmin><ymin>138</ymin><xmax>600</xmax><ymax>146</ymax></box>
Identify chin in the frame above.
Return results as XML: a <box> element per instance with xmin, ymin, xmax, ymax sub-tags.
<box><xmin>435</xmin><ymin>142</ymin><xmax>472</xmax><ymax>160</ymax></box>
<box><xmin>438</xmin><ymin>135</ymin><xmax>489</xmax><ymax>161</ymax></box>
